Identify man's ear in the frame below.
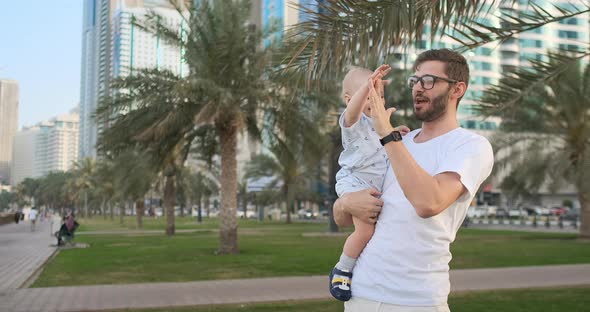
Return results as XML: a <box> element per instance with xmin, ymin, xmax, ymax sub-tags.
<box><xmin>453</xmin><ymin>82</ymin><xmax>467</xmax><ymax>99</ymax></box>
<box><xmin>344</xmin><ymin>94</ymin><xmax>351</xmax><ymax>105</ymax></box>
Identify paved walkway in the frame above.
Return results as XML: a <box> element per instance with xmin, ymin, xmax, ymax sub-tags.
<box><xmin>0</xmin><ymin>220</ymin><xmax>57</xmax><ymax>291</ymax></box>
<box><xmin>0</xmin><ymin>264</ymin><xmax>588</xmax><ymax>312</ymax></box>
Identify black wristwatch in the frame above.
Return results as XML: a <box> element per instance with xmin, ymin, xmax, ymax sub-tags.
<box><xmin>379</xmin><ymin>130</ymin><xmax>402</xmax><ymax>146</ymax></box>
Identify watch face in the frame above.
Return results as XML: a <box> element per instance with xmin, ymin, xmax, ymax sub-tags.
<box><xmin>392</xmin><ymin>131</ymin><xmax>402</xmax><ymax>141</ymax></box>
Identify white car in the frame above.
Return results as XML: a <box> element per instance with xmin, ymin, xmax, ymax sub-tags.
<box><xmin>466</xmin><ymin>206</ymin><xmax>486</xmax><ymax>218</ymax></box>
<box><xmin>236</xmin><ymin>210</ymin><xmax>256</xmax><ymax>219</ymax></box>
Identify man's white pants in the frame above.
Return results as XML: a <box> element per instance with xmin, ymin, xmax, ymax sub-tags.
<box><xmin>345</xmin><ymin>297</ymin><xmax>450</xmax><ymax>312</ymax></box>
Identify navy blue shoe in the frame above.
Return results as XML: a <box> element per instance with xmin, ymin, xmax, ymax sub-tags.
<box><xmin>329</xmin><ymin>267</ymin><xmax>352</xmax><ymax>301</ymax></box>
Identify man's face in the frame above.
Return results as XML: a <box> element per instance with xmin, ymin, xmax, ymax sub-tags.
<box><xmin>412</xmin><ymin>61</ymin><xmax>454</xmax><ymax>122</ymax></box>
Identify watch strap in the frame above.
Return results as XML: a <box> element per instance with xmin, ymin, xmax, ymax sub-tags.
<box><xmin>379</xmin><ymin>130</ymin><xmax>402</xmax><ymax>146</ymax></box>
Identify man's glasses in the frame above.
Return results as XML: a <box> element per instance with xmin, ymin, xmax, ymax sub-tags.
<box><xmin>407</xmin><ymin>74</ymin><xmax>458</xmax><ymax>90</ymax></box>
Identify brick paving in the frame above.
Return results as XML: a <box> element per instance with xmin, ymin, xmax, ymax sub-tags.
<box><xmin>0</xmin><ymin>264</ymin><xmax>588</xmax><ymax>312</ymax></box>
<box><xmin>0</xmin><ymin>220</ymin><xmax>57</xmax><ymax>291</ymax></box>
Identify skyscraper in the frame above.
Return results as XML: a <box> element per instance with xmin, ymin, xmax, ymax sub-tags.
<box><xmin>0</xmin><ymin>79</ymin><xmax>19</xmax><ymax>185</ymax></box>
<box><xmin>10</xmin><ymin>126</ymin><xmax>38</xmax><ymax>186</ymax></box>
<box><xmin>79</xmin><ymin>0</ymin><xmax>183</xmax><ymax>159</ymax></box>
<box><xmin>79</xmin><ymin>0</ymin><xmax>115</xmax><ymax>160</ymax></box>
<box><xmin>500</xmin><ymin>0</ymin><xmax>590</xmax><ymax>72</ymax></box>
<box><xmin>11</xmin><ymin>110</ymin><xmax>79</xmax><ymax>186</ymax></box>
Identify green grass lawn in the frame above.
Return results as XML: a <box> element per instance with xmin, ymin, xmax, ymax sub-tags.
<box><xmin>110</xmin><ymin>286</ymin><xmax>590</xmax><ymax>312</ymax></box>
<box><xmin>33</xmin><ymin>221</ymin><xmax>590</xmax><ymax>287</ymax></box>
<box><xmin>76</xmin><ymin>216</ymin><xmax>316</xmax><ymax>232</ymax></box>
<box><xmin>76</xmin><ymin>216</ymin><xmax>223</xmax><ymax>232</ymax></box>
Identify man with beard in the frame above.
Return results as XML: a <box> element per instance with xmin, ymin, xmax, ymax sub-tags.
<box><xmin>332</xmin><ymin>49</ymin><xmax>494</xmax><ymax>312</ymax></box>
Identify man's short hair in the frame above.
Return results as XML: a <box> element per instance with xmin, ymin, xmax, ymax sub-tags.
<box><xmin>413</xmin><ymin>49</ymin><xmax>470</xmax><ymax>105</ymax></box>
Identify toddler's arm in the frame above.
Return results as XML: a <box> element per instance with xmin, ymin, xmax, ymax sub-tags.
<box><xmin>344</xmin><ymin>81</ymin><xmax>371</xmax><ymax>127</ymax></box>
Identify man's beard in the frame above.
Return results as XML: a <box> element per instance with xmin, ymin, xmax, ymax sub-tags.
<box><xmin>414</xmin><ymin>89</ymin><xmax>451</xmax><ymax>122</ymax></box>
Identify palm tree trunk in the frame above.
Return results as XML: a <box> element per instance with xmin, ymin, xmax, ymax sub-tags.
<box><xmin>84</xmin><ymin>191</ymin><xmax>89</xmax><ymax>219</ymax></box>
<box><xmin>575</xmin><ymin>159</ymin><xmax>590</xmax><ymax>238</ymax></box>
<box><xmin>120</xmin><ymin>201</ymin><xmax>127</xmax><ymax>224</ymax></box>
<box><xmin>285</xmin><ymin>186</ymin><xmax>292</xmax><ymax>224</ymax></box>
<box><xmin>241</xmin><ymin>189</ymin><xmax>247</xmax><ymax>220</ymax></box>
<box><xmin>205</xmin><ymin>197</ymin><xmax>210</xmax><ymax>218</ymax></box>
<box><xmin>578</xmin><ymin>192</ymin><xmax>590</xmax><ymax>238</ymax></box>
<box><xmin>217</xmin><ymin>122</ymin><xmax>239</xmax><ymax>254</ymax></box>
<box><xmin>136</xmin><ymin>198</ymin><xmax>145</xmax><ymax>229</ymax></box>
<box><xmin>164</xmin><ymin>175</ymin><xmax>176</xmax><ymax>236</ymax></box>
<box><xmin>186</xmin><ymin>198</ymin><xmax>192</xmax><ymax>219</ymax></box>
<box><xmin>101</xmin><ymin>198</ymin><xmax>107</xmax><ymax>220</ymax></box>
<box><xmin>197</xmin><ymin>195</ymin><xmax>203</xmax><ymax>223</ymax></box>
<box><xmin>109</xmin><ymin>201</ymin><xmax>114</xmax><ymax>221</ymax></box>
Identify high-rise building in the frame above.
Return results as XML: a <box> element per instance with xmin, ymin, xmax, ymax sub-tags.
<box><xmin>11</xmin><ymin>126</ymin><xmax>39</xmax><ymax>186</ymax></box>
<box><xmin>11</xmin><ymin>110</ymin><xmax>79</xmax><ymax>186</ymax></box>
<box><xmin>500</xmin><ymin>0</ymin><xmax>590</xmax><ymax>72</ymax></box>
<box><xmin>111</xmin><ymin>1</ymin><xmax>187</xmax><ymax>79</ymax></box>
<box><xmin>79</xmin><ymin>0</ymin><xmax>183</xmax><ymax>159</ymax></box>
<box><xmin>79</xmin><ymin>0</ymin><xmax>115</xmax><ymax>160</ymax></box>
<box><xmin>250</xmin><ymin>0</ymin><xmax>301</xmax><ymax>45</ymax></box>
<box><xmin>0</xmin><ymin>79</ymin><xmax>19</xmax><ymax>185</ymax></box>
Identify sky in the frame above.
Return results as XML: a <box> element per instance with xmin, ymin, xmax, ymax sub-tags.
<box><xmin>0</xmin><ymin>1</ymin><xmax>83</xmax><ymax>129</ymax></box>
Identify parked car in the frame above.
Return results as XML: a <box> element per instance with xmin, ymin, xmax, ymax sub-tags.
<box><xmin>466</xmin><ymin>206</ymin><xmax>486</xmax><ymax>218</ymax></box>
<box><xmin>524</xmin><ymin>206</ymin><xmax>549</xmax><ymax>216</ymax></box>
<box><xmin>508</xmin><ymin>209</ymin><xmax>527</xmax><ymax>218</ymax></box>
<box><xmin>561</xmin><ymin>207</ymin><xmax>580</xmax><ymax>221</ymax></box>
<box><xmin>550</xmin><ymin>207</ymin><xmax>568</xmax><ymax>216</ymax></box>
<box><xmin>297</xmin><ymin>209</ymin><xmax>317</xmax><ymax>219</ymax></box>
<box><xmin>495</xmin><ymin>208</ymin><xmax>509</xmax><ymax>218</ymax></box>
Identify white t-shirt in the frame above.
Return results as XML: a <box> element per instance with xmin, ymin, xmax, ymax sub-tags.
<box><xmin>29</xmin><ymin>209</ymin><xmax>38</xmax><ymax>221</ymax></box>
<box><xmin>335</xmin><ymin>111</ymin><xmax>389</xmax><ymax>197</ymax></box>
<box><xmin>351</xmin><ymin>128</ymin><xmax>494</xmax><ymax>306</ymax></box>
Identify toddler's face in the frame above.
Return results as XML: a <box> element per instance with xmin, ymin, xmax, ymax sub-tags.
<box><xmin>345</xmin><ymin>71</ymin><xmax>379</xmax><ymax>117</ymax></box>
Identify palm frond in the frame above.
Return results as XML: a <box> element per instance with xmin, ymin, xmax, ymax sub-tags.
<box><xmin>283</xmin><ymin>0</ymin><xmax>488</xmax><ymax>84</ymax></box>
<box><xmin>451</xmin><ymin>1</ymin><xmax>590</xmax><ymax>51</ymax></box>
<box><xmin>477</xmin><ymin>52</ymin><xmax>589</xmax><ymax>118</ymax></box>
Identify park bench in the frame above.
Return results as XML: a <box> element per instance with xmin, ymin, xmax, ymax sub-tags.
<box><xmin>55</xmin><ymin>220</ymin><xmax>80</xmax><ymax>246</ymax></box>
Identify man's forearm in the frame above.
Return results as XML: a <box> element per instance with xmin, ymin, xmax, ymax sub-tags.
<box><xmin>333</xmin><ymin>197</ymin><xmax>353</xmax><ymax>227</ymax></box>
<box><xmin>383</xmin><ymin>141</ymin><xmax>462</xmax><ymax>218</ymax></box>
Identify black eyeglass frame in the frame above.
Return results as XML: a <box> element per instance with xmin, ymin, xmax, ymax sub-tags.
<box><xmin>407</xmin><ymin>74</ymin><xmax>458</xmax><ymax>90</ymax></box>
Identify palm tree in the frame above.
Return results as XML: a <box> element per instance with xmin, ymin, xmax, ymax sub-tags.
<box><xmin>72</xmin><ymin>158</ymin><xmax>97</xmax><ymax>218</ymax></box>
<box><xmin>180</xmin><ymin>168</ymin><xmax>219</xmax><ymax>222</ymax></box>
<box><xmin>480</xmin><ymin>55</ymin><xmax>590</xmax><ymax>237</ymax></box>
<box><xmin>98</xmin><ymin>0</ymin><xmax>280</xmax><ymax>253</ymax></box>
<box><xmin>16</xmin><ymin>178</ymin><xmax>40</xmax><ymax>207</ymax></box>
<box><xmin>246</xmin><ymin>71</ymin><xmax>335</xmax><ymax>223</ymax></box>
<box><xmin>93</xmin><ymin>159</ymin><xmax>116</xmax><ymax>220</ymax></box>
<box><xmin>109</xmin><ymin>149</ymin><xmax>157</xmax><ymax>229</ymax></box>
<box><xmin>36</xmin><ymin>171</ymin><xmax>70</xmax><ymax>213</ymax></box>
